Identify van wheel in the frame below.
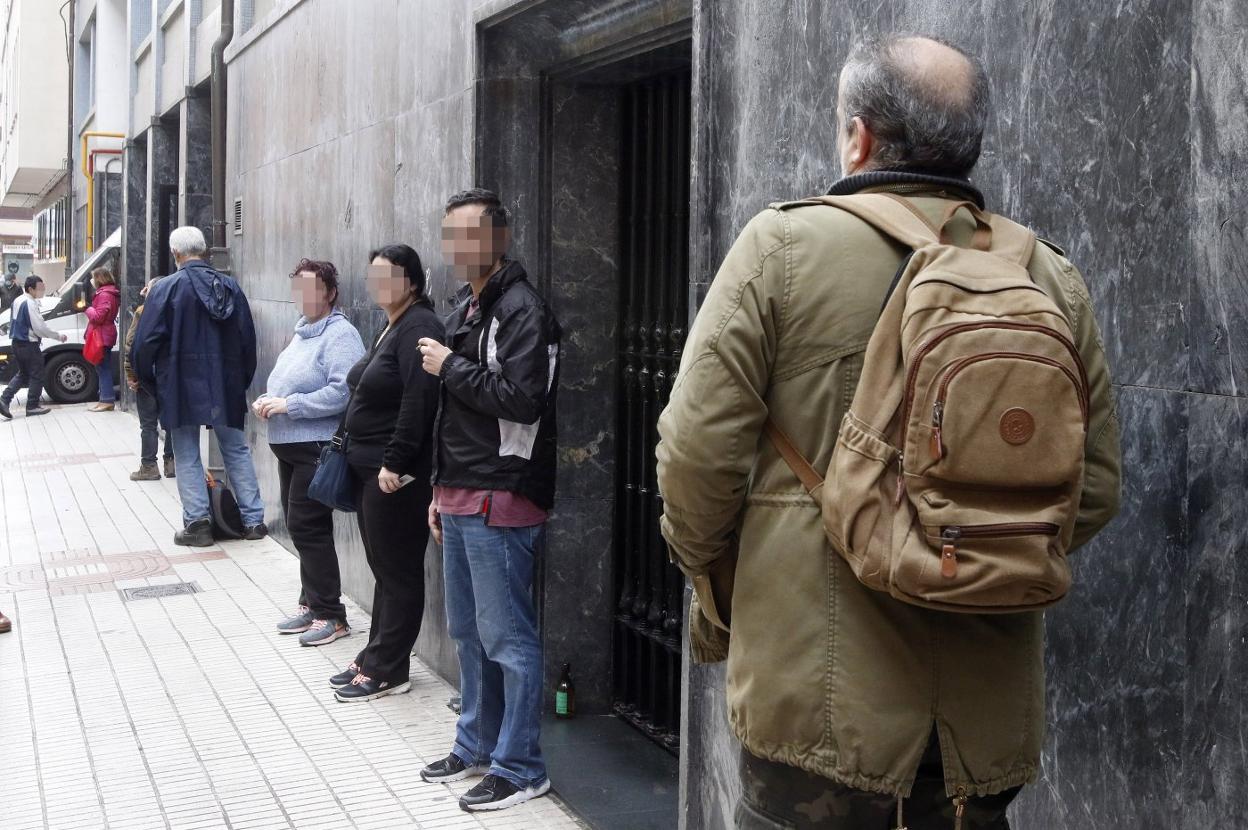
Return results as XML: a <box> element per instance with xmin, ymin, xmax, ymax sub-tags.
<box><xmin>45</xmin><ymin>351</ymin><xmax>98</xmax><ymax>404</ymax></box>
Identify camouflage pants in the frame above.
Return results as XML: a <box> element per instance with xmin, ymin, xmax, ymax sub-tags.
<box><xmin>736</xmin><ymin>737</ymin><xmax>1019</xmax><ymax>830</ymax></box>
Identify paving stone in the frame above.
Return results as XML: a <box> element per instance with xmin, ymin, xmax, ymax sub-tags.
<box><xmin>0</xmin><ymin>405</ymin><xmax>579</xmax><ymax>829</ymax></box>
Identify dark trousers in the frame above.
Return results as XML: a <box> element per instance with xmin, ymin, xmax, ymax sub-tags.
<box><xmin>350</xmin><ymin>463</ymin><xmax>430</xmax><ymax>683</ymax></box>
<box><xmin>273</xmin><ymin>441</ymin><xmax>347</xmax><ymax>622</ymax></box>
<box><xmin>136</xmin><ymin>387</ymin><xmax>172</xmax><ymax>465</ymax></box>
<box><xmin>1</xmin><ymin>340</ymin><xmax>44</xmax><ymax>411</ymax></box>
<box><xmin>737</xmin><ymin>734</ymin><xmax>1020</xmax><ymax>830</ymax></box>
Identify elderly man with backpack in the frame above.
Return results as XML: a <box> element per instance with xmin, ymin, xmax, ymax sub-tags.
<box><xmin>657</xmin><ymin>34</ymin><xmax>1121</xmax><ymax>830</ymax></box>
<box><xmin>130</xmin><ymin>226</ymin><xmax>267</xmax><ymax>547</ymax></box>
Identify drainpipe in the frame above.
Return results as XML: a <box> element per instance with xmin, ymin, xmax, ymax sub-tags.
<box><xmin>210</xmin><ymin>0</ymin><xmax>236</xmax><ymax>270</ymax></box>
<box><xmin>81</xmin><ymin>133</ymin><xmax>125</xmax><ymax>252</ymax></box>
<box><xmin>64</xmin><ymin>0</ymin><xmax>75</xmax><ymax>276</ymax></box>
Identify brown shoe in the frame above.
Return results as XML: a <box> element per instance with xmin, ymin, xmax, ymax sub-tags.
<box><xmin>164</xmin><ymin>457</ymin><xmax>176</xmax><ymax>478</ymax></box>
<box><xmin>0</xmin><ymin>611</ymin><xmax>11</xmax><ymax>634</ymax></box>
<box><xmin>130</xmin><ymin>463</ymin><xmax>161</xmax><ymax>481</ymax></box>
<box><xmin>89</xmin><ymin>402</ymin><xmax>116</xmax><ymax>412</ymax></box>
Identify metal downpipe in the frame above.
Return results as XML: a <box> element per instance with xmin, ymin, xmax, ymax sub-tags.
<box><xmin>210</xmin><ymin>0</ymin><xmax>236</xmax><ymax>260</ymax></box>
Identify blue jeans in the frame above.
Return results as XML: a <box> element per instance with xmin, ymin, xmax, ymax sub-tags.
<box><xmin>443</xmin><ymin>514</ymin><xmax>546</xmax><ymax>789</ymax></box>
<box><xmin>97</xmin><ymin>347</ymin><xmax>114</xmax><ymax>403</ymax></box>
<box><xmin>170</xmin><ymin>425</ymin><xmax>265</xmax><ymax>527</ymax></box>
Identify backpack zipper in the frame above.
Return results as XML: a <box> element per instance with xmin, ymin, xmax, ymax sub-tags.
<box><xmin>939</xmin><ymin>523</ymin><xmax>1060</xmax><ymax>579</ymax></box>
<box><xmin>902</xmin><ymin>322</ymin><xmax>1088</xmax><ymax>448</ymax></box>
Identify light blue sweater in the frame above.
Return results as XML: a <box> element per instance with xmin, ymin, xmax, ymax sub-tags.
<box><xmin>261</xmin><ymin>309</ymin><xmax>366</xmax><ymax>445</ymax></box>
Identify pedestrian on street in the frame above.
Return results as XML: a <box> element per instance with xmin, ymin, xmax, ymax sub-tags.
<box><xmin>0</xmin><ymin>270</ymin><xmax>20</xmax><ymax>311</ymax></box>
<box><xmin>256</xmin><ymin>258</ymin><xmax>364</xmax><ymax>647</ymax></box>
<box><xmin>84</xmin><ymin>266</ymin><xmax>121</xmax><ymax>412</ymax></box>
<box><xmin>130</xmin><ymin>226</ymin><xmax>267</xmax><ymax>547</ymax></box>
<box><xmin>328</xmin><ymin>244</ymin><xmax>441</xmax><ymax>702</ymax></box>
<box><xmin>125</xmin><ymin>276</ymin><xmax>174</xmax><ymax>480</ymax></box>
<box><xmin>655</xmin><ymin>34</ymin><xmax>1122</xmax><ymax>830</ymax></box>
<box><xmin>0</xmin><ymin>276</ymin><xmax>67</xmax><ymax>420</ymax></box>
<box><xmin>418</xmin><ymin>189</ymin><xmax>561</xmax><ymax>813</ymax></box>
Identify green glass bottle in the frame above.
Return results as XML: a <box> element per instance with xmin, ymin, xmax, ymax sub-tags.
<box><xmin>555</xmin><ymin>662</ymin><xmax>575</xmax><ymax>719</ymax></box>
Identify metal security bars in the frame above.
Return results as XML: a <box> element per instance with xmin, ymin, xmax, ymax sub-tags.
<box><xmin>613</xmin><ymin>70</ymin><xmax>692</xmax><ymax>753</ymax></box>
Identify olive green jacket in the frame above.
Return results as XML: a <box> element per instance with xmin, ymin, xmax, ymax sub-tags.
<box><xmin>656</xmin><ymin>177</ymin><xmax>1121</xmax><ymax>798</ymax></box>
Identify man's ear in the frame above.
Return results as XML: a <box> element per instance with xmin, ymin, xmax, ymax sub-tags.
<box><xmin>847</xmin><ymin>115</ymin><xmax>874</xmax><ymax>170</ymax></box>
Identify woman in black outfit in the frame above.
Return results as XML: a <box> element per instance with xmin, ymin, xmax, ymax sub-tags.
<box><xmin>331</xmin><ymin>244</ymin><xmax>443</xmax><ymax>702</ymax></box>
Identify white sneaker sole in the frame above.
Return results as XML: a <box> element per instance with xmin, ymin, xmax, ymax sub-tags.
<box><xmin>461</xmin><ymin>779</ymin><xmax>551</xmax><ymax>812</ymax></box>
<box><xmin>420</xmin><ymin>764</ymin><xmax>490</xmax><ymax>784</ymax></box>
<box><xmin>333</xmin><ymin>681</ymin><xmax>411</xmax><ymax>702</ymax></box>
<box><xmin>300</xmin><ymin>626</ymin><xmax>350</xmax><ymax>647</ymax></box>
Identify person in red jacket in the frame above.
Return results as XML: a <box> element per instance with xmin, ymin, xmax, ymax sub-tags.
<box><xmin>85</xmin><ymin>266</ymin><xmax>120</xmax><ymax>412</ymax></box>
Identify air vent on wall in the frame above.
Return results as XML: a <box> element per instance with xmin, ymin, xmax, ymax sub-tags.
<box><xmin>233</xmin><ymin>197</ymin><xmax>244</xmax><ymax>236</ymax></box>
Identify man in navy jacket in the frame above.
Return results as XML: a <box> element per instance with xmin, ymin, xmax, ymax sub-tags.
<box><xmin>130</xmin><ymin>226</ymin><xmax>266</xmax><ymax>546</ymax></box>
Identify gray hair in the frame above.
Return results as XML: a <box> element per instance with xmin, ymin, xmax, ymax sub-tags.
<box><xmin>840</xmin><ymin>34</ymin><xmax>990</xmax><ymax>177</ymax></box>
<box><xmin>169</xmin><ymin>226</ymin><xmax>208</xmax><ymax>259</ymax></box>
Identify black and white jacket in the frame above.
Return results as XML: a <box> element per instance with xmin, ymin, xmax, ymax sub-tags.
<box><xmin>433</xmin><ymin>260</ymin><xmax>562</xmax><ymax>510</ymax></box>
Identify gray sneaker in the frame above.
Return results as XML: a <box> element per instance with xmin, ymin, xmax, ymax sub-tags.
<box><xmin>276</xmin><ymin>606</ymin><xmax>316</xmax><ymax>634</ymax></box>
<box><xmin>299</xmin><ymin>618</ymin><xmax>350</xmax><ymax>647</ymax></box>
<box><xmin>26</xmin><ymin>406</ymin><xmax>51</xmax><ymax>416</ymax></box>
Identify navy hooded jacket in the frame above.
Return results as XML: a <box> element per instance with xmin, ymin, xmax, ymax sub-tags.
<box><xmin>130</xmin><ymin>259</ymin><xmax>257</xmax><ymax>430</ymax></box>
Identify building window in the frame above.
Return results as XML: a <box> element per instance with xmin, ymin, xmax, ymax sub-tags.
<box><xmin>35</xmin><ymin>198</ymin><xmax>69</xmax><ymax>261</ymax></box>
<box><xmin>131</xmin><ymin>0</ymin><xmax>153</xmax><ymax>51</ymax></box>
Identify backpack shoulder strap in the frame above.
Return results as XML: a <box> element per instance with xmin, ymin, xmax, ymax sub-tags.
<box><xmin>986</xmin><ymin>214</ymin><xmax>1038</xmax><ymax>267</ymax></box>
<box><xmin>806</xmin><ymin>193</ymin><xmax>940</xmax><ymax>250</ymax></box>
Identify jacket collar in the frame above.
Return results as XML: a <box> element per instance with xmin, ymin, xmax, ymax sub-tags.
<box><xmin>452</xmin><ymin>258</ymin><xmax>530</xmax><ymax>316</ymax></box>
<box><xmin>827</xmin><ymin>169</ymin><xmax>985</xmax><ymax>209</ymax></box>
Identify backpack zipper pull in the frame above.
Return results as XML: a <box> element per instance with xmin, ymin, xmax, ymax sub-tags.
<box><xmin>895</xmin><ymin>454</ymin><xmax>906</xmax><ymax>505</ymax></box>
<box><xmin>930</xmin><ymin>402</ymin><xmax>945</xmax><ymax>460</ymax></box>
<box><xmin>941</xmin><ymin>527</ymin><xmax>961</xmax><ymax>579</ymax></box>
<box><xmin>952</xmin><ymin>787</ymin><xmax>968</xmax><ymax>830</ymax></box>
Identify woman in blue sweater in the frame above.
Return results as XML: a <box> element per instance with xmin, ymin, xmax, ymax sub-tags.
<box><xmin>254</xmin><ymin>259</ymin><xmax>365</xmax><ymax>646</ymax></box>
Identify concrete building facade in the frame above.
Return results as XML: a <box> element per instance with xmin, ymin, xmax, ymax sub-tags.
<box><xmin>0</xmin><ymin>0</ymin><xmax>71</xmax><ymax>284</ymax></box>
<box><xmin>105</xmin><ymin>1</ymin><xmax>1248</xmax><ymax>827</ymax></box>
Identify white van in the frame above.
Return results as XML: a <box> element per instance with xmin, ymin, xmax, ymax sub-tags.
<box><xmin>0</xmin><ymin>229</ymin><xmax>122</xmax><ymax>403</ymax></box>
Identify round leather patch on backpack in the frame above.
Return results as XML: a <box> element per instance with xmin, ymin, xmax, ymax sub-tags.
<box><xmin>1000</xmin><ymin>408</ymin><xmax>1036</xmax><ymax>445</ymax></box>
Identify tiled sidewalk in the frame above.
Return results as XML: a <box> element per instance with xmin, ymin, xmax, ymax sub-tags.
<box><xmin>0</xmin><ymin>403</ymin><xmax>583</xmax><ymax>830</ymax></box>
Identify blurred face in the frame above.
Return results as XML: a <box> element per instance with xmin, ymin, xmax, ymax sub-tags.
<box><xmin>29</xmin><ymin>281</ymin><xmax>45</xmax><ymax>299</ymax></box>
<box><xmin>290</xmin><ymin>270</ymin><xmax>332</xmax><ymax>319</ymax></box>
<box><xmin>366</xmin><ymin>257</ymin><xmax>410</xmax><ymax>308</ymax></box>
<box><xmin>441</xmin><ymin>205</ymin><xmax>510</xmax><ymax>281</ymax></box>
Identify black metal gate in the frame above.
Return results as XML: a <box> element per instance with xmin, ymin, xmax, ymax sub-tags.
<box><xmin>612</xmin><ymin>70</ymin><xmax>691</xmax><ymax>752</ymax></box>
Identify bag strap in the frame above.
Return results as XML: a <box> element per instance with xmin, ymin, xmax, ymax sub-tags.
<box><xmin>332</xmin><ymin>324</ymin><xmax>388</xmax><ymax>441</ymax></box>
<box><xmin>763</xmin><ymin>419</ymin><xmax>824</xmax><ymax>494</ymax></box>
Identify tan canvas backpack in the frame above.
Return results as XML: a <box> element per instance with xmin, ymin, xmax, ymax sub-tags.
<box><xmin>767</xmin><ymin>193</ymin><xmax>1088</xmax><ymax>613</ymax></box>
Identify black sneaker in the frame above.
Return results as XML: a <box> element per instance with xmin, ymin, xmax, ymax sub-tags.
<box><xmin>174</xmin><ymin>518</ymin><xmax>213</xmax><ymax>547</ymax></box>
<box><xmin>0</xmin><ymin>398</ymin><xmax>10</xmax><ymax>420</ymax></box>
<box><xmin>25</xmin><ymin>406</ymin><xmax>51</xmax><ymax>416</ymax></box>
<box><xmin>333</xmin><ymin>673</ymin><xmax>410</xmax><ymax>702</ymax></box>
<box><xmin>328</xmin><ymin>662</ymin><xmax>362</xmax><ymax>689</ymax></box>
<box><xmin>459</xmin><ymin>774</ymin><xmax>550</xmax><ymax>812</ymax></box>
<box><xmin>242</xmin><ymin>523</ymin><xmax>268</xmax><ymax>540</ymax></box>
<box><xmin>420</xmin><ymin>753</ymin><xmax>489</xmax><ymax>783</ymax></box>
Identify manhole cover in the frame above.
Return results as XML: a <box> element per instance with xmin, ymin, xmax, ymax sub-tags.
<box><xmin>121</xmin><ymin>582</ymin><xmax>202</xmax><ymax>601</ymax></box>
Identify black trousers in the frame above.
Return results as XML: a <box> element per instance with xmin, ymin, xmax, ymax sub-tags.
<box><xmin>737</xmin><ymin>733</ymin><xmax>1019</xmax><ymax>830</ymax></box>
<box><xmin>136</xmin><ymin>387</ymin><xmax>172</xmax><ymax>465</ymax></box>
<box><xmin>1</xmin><ymin>340</ymin><xmax>44</xmax><ymax>410</ymax></box>
<box><xmin>350</xmin><ymin>462</ymin><xmax>430</xmax><ymax>683</ymax></box>
<box><xmin>273</xmin><ymin>441</ymin><xmax>347</xmax><ymax>622</ymax></box>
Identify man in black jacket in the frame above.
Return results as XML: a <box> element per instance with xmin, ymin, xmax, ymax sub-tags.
<box><xmin>417</xmin><ymin>189</ymin><xmax>561</xmax><ymax>813</ymax></box>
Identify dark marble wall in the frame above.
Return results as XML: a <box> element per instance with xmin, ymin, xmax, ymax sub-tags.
<box><xmin>681</xmin><ymin>2</ymin><xmax>1248</xmax><ymax>828</ymax></box>
<box><xmin>179</xmin><ymin>93</ymin><xmax>213</xmax><ymax>235</ymax></box>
